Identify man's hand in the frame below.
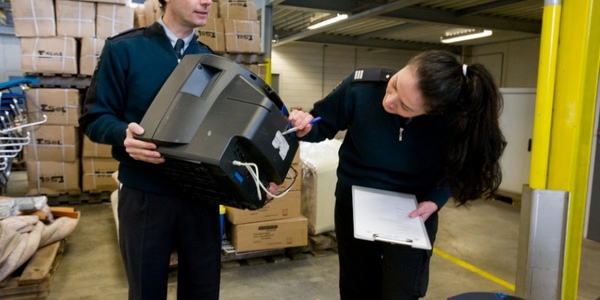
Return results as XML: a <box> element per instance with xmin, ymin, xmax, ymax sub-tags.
<box><xmin>409</xmin><ymin>201</ymin><xmax>439</xmax><ymax>222</ymax></box>
<box><xmin>124</xmin><ymin>122</ymin><xmax>165</xmax><ymax>164</ymax></box>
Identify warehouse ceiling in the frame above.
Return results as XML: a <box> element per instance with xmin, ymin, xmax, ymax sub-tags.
<box><xmin>265</xmin><ymin>0</ymin><xmax>544</xmax><ymax>54</ymax></box>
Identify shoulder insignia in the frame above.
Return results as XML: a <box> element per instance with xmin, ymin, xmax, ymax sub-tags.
<box><xmin>107</xmin><ymin>27</ymin><xmax>145</xmax><ymax>42</ymax></box>
<box><xmin>351</xmin><ymin>68</ymin><xmax>396</xmax><ymax>83</ymax></box>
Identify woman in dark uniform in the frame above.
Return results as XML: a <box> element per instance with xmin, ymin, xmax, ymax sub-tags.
<box><xmin>288</xmin><ymin>50</ymin><xmax>506</xmax><ymax>300</ymax></box>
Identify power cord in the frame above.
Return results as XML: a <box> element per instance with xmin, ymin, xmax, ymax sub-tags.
<box><xmin>232</xmin><ymin>160</ymin><xmax>297</xmax><ymax>202</ymax></box>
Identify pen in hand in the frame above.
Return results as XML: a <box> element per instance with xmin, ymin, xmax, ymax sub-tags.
<box><xmin>282</xmin><ymin>116</ymin><xmax>322</xmax><ymax>135</ymax></box>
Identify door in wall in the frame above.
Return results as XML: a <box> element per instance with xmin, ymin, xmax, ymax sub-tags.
<box><xmin>587</xmin><ymin>74</ymin><xmax>600</xmax><ymax>242</ymax></box>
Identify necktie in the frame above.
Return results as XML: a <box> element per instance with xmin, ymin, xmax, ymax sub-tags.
<box><xmin>174</xmin><ymin>39</ymin><xmax>184</xmax><ymax>60</ymax></box>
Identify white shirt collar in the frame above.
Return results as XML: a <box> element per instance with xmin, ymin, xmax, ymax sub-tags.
<box><xmin>157</xmin><ymin>18</ymin><xmax>195</xmax><ymax>51</ymax></box>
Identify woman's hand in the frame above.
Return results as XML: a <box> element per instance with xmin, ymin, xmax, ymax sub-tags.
<box><xmin>124</xmin><ymin>122</ymin><xmax>165</xmax><ymax>164</ymax></box>
<box><xmin>287</xmin><ymin>110</ymin><xmax>316</xmax><ymax>138</ymax></box>
<box><xmin>409</xmin><ymin>201</ymin><xmax>439</xmax><ymax>222</ymax></box>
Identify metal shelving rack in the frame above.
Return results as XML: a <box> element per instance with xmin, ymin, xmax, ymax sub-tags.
<box><xmin>0</xmin><ymin>79</ymin><xmax>47</xmax><ymax>194</ymax></box>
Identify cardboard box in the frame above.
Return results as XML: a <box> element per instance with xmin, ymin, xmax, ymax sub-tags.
<box><xmin>24</xmin><ymin>125</ymin><xmax>80</xmax><ymax>162</ymax></box>
<box><xmin>80</xmin><ymin>0</ymin><xmax>131</xmax><ymax>5</ymax></box>
<box><xmin>279</xmin><ymin>149</ymin><xmax>302</xmax><ymax>192</ymax></box>
<box><xmin>241</xmin><ymin>63</ymin><xmax>266</xmax><ymax>80</ymax></box>
<box><xmin>25</xmin><ymin>88</ymin><xmax>81</xmax><ymax>126</ymax></box>
<box><xmin>96</xmin><ymin>3</ymin><xmax>134</xmax><ymax>39</ymax></box>
<box><xmin>82</xmin><ymin>157</ymin><xmax>120</xmax><ymax>191</ymax></box>
<box><xmin>20</xmin><ymin>37</ymin><xmax>78</xmax><ymax>74</ymax></box>
<box><xmin>143</xmin><ymin>0</ymin><xmax>162</xmax><ymax>28</ymax></box>
<box><xmin>230</xmin><ymin>216</ymin><xmax>308</xmax><ymax>252</ymax></box>
<box><xmin>219</xmin><ymin>1</ymin><xmax>257</xmax><ymax>20</ymax></box>
<box><xmin>10</xmin><ymin>0</ymin><xmax>56</xmax><ymax>37</ymax></box>
<box><xmin>224</xmin><ymin>19</ymin><xmax>261</xmax><ymax>53</ymax></box>
<box><xmin>56</xmin><ymin>0</ymin><xmax>96</xmax><ymax>38</ymax></box>
<box><xmin>133</xmin><ymin>4</ymin><xmax>146</xmax><ymax>28</ymax></box>
<box><xmin>226</xmin><ymin>190</ymin><xmax>301</xmax><ymax>224</ymax></box>
<box><xmin>80</xmin><ymin>37</ymin><xmax>105</xmax><ymax>76</ymax></box>
<box><xmin>82</xmin><ymin>135</ymin><xmax>113</xmax><ymax>158</ymax></box>
<box><xmin>26</xmin><ymin>160</ymin><xmax>81</xmax><ymax>195</ymax></box>
<box><xmin>196</xmin><ymin>18</ymin><xmax>225</xmax><ymax>52</ymax></box>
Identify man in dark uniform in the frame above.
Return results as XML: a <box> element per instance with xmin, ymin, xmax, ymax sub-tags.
<box><xmin>79</xmin><ymin>0</ymin><xmax>220</xmax><ymax>299</ymax></box>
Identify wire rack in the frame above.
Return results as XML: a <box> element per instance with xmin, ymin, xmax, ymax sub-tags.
<box><xmin>0</xmin><ymin>78</ymin><xmax>47</xmax><ymax>191</ymax></box>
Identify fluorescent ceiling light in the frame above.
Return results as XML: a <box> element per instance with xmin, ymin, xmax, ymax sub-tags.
<box><xmin>441</xmin><ymin>29</ymin><xmax>493</xmax><ymax>44</ymax></box>
<box><xmin>307</xmin><ymin>14</ymin><xmax>348</xmax><ymax>30</ymax></box>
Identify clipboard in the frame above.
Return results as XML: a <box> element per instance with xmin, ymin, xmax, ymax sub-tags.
<box><xmin>351</xmin><ymin>185</ymin><xmax>432</xmax><ymax>250</ymax></box>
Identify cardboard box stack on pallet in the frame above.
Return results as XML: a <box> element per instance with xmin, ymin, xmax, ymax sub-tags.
<box><xmin>224</xmin><ymin>150</ymin><xmax>308</xmax><ymax>253</ymax></box>
<box><xmin>10</xmin><ymin>0</ymin><xmax>132</xmax><ymax>198</ymax></box>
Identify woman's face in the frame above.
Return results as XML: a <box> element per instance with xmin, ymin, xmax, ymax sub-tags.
<box><xmin>382</xmin><ymin>65</ymin><xmax>426</xmax><ymax>118</ymax></box>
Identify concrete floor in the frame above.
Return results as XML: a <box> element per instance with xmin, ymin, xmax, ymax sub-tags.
<box><xmin>4</xmin><ymin>171</ymin><xmax>600</xmax><ymax>299</ymax></box>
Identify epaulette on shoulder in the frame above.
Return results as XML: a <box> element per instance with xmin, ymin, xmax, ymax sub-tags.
<box><xmin>351</xmin><ymin>68</ymin><xmax>396</xmax><ymax>83</ymax></box>
<box><xmin>107</xmin><ymin>27</ymin><xmax>145</xmax><ymax>42</ymax></box>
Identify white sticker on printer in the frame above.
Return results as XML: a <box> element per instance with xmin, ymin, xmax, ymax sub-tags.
<box><xmin>272</xmin><ymin>131</ymin><xmax>290</xmax><ymax>160</ymax></box>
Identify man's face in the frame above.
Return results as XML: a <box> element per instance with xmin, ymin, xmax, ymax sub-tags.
<box><xmin>165</xmin><ymin>0</ymin><xmax>212</xmax><ymax>29</ymax></box>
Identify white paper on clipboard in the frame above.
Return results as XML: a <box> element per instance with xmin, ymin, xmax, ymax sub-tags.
<box><xmin>351</xmin><ymin>185</ymin><xmax>431</xmax><ymax>250</ymax></box>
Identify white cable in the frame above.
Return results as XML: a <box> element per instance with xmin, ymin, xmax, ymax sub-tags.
<box><xmin>232</xmin><ymin>160</ymin><xmax>297</xmax><ymax>202</ymax></box>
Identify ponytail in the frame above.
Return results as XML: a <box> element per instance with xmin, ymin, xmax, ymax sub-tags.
<box><xmin>409</xmin><ymin>50</ymin><xmax>507</xmax><ymax>205</ymax></box>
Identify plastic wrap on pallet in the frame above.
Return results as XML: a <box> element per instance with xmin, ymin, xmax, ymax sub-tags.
<box><xmin>0</xmin><ymin>196</ymin><xmax>48</xmax><ymax>219</ymax></box>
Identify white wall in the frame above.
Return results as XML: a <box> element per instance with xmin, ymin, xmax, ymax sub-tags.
<box><xmin>271</xmin><ymin>43</ymin><xmax>418</xmax><ymax>111</ymax></box>
<box><xmin>0</xmin><ymin>34</ymin><xmax>23</xmax><ymax>81</ymax></box>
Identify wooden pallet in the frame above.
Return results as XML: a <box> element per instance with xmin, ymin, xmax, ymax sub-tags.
<box><xmin>495</xmin><ymin>189</ymin><xmax>522</xmax><ymax>210</ymax></box>
<box><xmin>0</xmin><ymin>240</ymin><xmax>65</xmax><ymax>300</ymax></box>
<box><xmin>219</xmin><ymin>52</ymin><xmax>265</xmax><ymax>64</ymax></box>
<box><xmin>26</xmin><ymin>73</ymin><xmax>91</xmax><ymax>90</ymax></box>
<box><xmin>28</xmin><ymin>191</ymin><xmax>113</xmax><ymax>206</ymax></box>
<box><xmin>219</xmin><ymin>231</ymin><xmax>337</xmax><ymax>269</ymax></box>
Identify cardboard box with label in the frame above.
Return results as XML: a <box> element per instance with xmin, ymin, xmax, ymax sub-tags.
<box><xmin>20</xmin><ymin>37</ymin><xmax>78</xmax><ymax>75</ymax></box>
<box><xmin>96</xmin><ymin>3</ymin><xmax>134</xmax><ymax>39</ymax></box>
<box><xmin>25</xmin><ymin>88</ymin><xmax>81</xmax><ymax>126</ymax></box>
<box><xmin>230</xmin><ymin>216</ymin><xmax>308</xmax><ymax>252</ymax></box>
<box><xmin>80</xmin><ymin>38</ymin><xmax>105</xmax><ymax>76</ymax></box>
<box><xmin>82</xmin><ymin>157</ymin><xmax>120</xmax><ymax>191</ymax></box>
<box><xmin>10</xmin><ymin>0</ymin><xmax>56</xmax><ymax>37</ymax></box>
<box><xmin>224</xmin><ymin>19</ymin><xmax>261</xmax><ymax>53</ymax></box>
<box><xmin>56</xmin><ymin>0</ymin><xmax>96</xmax><ymax>38</ymax></box>
<box><xmin>219</xmin><ymin>1</ymin><xmax>257</xmax><ymax>20</ymax></box>
<box><xmin>197</xmin><ymin>18</ymin><xmax>225</xmax><ymax>53</ymax></box>
<box><xmin>24</xmin><ymin>125</ymin><xmax>80</xmax><ymax>162</ymax></box>
<box><xmin>82</xmin><ymin>135</ymin><xmax>113</xmax><ymax>158</ymax></box>
<box><xmin>26</xmin><ymin>160</ymin><xmax>81</xmax><ymax>195</ymax></box>
<box><xmin>226</xmin><ymin>190</ymin><xmax>301</xmax><ymax>224</ymax></box>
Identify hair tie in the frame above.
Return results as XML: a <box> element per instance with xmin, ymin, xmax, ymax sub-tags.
<box><xmin>462</xmin><ymin>64</ymin><xmax>468</xmax><ymax>76</ymax></box>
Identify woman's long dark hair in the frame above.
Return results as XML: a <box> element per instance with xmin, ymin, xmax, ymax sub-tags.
<box><xmin>409</xmin><ymin>50</ymin><xmax>507</xmax><ymax>206</ymax></box>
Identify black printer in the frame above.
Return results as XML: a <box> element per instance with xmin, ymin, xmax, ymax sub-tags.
<box><xmin>136</xmin><ymin>54</ymin><xmax>298</xmax><ymax>210</ymax></box>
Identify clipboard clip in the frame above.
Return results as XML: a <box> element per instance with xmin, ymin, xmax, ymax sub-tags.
<box><xmin>373</xmin><ymin>234</ymin><xmax>413</xmax><ymax>246</ymax></box>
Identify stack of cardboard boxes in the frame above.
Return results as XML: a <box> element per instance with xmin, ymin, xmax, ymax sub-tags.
<box><xmin>225</xmin><ymin>150</ymin><xmax>308</xmax><ymax>253</ymax></box>
<box><xmin>13</xmin><ymin>0</ymin><xmax>133</xmax><ymax>76</ymax></box>
<box><xmin>10</xmin><ymin>0</ymin><xmax>133</xmax><ymax>196</ymax></box>
<box><xmin>24</xmin><ymin>88</ymin><xmax>82</xmax><ymax>195</ymax></box>
<box><xmin>81</xmin><ymin>136</ymin><xmax>119</xmax><ymax>192</ymax></box>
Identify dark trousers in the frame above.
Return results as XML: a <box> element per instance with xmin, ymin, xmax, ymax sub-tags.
<box><xmin>118</xmin><ymin>185</ymin><xmax>221</xmax><ymax>300</ymax></box>
<box><xmin>335</xmin><ymin>200</ymin><xmax>438</xmax><ymax>300</ymax></box>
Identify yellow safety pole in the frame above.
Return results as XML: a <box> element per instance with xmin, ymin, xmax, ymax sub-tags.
<box><xmin>529</xmin><ymin>0</ymin><xmax>561</xmax><ymax>189</ymax></box>
<box><xmin>264</xmin><ymin>57</ymin><xmax>272</xmax><ymax>86</ymax></box>
<box><xmin>544</xmin><ymin>0</ymin><xmax>600</xmax><ymax>298</ymax></box>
